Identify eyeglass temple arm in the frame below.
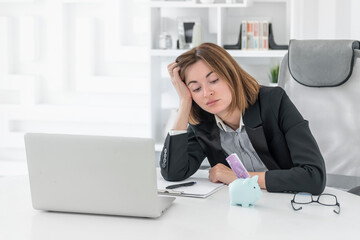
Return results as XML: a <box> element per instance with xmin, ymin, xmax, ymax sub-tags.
<box><xmin>333</xmin><ymin>203</ymin><xmax>340</xmax><ymax>214</ymax></box>
<box><xmin>291</xmin><ymin>200</ymin><xmax>303</xmax><ymax>211</ymax></box>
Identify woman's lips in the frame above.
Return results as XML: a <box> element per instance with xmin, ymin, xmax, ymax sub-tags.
<box><xmin>206</xmin><ymin>99</ymin><xmax>219</xmax><ymax>106</ymax></box>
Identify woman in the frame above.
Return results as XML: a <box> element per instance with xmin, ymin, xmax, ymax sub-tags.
<box><xmin>160</xmin><ymin>42</ymin><xmax>326</xmax><ymax>194</ymax></box>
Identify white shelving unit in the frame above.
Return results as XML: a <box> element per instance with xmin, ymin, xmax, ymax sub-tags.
<box><xmin>150</xmin><ymin>1</ymin><xmax>248</xmax><ymax>8</ymax></box>
<box><xmin>150</xmin><ymin>0</ymin><xmax>292</xmax><ymax>149</ymax></box>
<box><xmin>151</xmin><ymin>49</ymin><xmax>288</xmax><ymax>57</ymax></box>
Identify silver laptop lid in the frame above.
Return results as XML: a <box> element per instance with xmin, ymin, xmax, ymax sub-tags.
<box><xmin>25</xmin><ymin>133</ymin><xmax>168</xmax><ymax>218</ymax></box>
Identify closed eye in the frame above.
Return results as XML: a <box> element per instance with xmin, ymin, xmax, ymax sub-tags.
<box><xmin>192</xmin><ymin>87</ymin><xmax>201</xmax><ymax>92</ymax></box>
<box><xmin>210</xmin><ymin>79</ymin><xmax>219</xmax><ymax>84</ymax></box>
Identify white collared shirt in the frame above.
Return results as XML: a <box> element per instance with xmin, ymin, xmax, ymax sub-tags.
<box><xmin>214</xmin><ymin>114</ymin><xmax>244</xmax><ymax>132</ymax></box>
<box><xmin>214</xmin><ymin>114</ymin><xmax>268</xmax><ymax>172</ymax></box>
<box><xmin>169</xmin><ymin>115</ymin><xmax>268</xmax><ymax>172</ymax></box>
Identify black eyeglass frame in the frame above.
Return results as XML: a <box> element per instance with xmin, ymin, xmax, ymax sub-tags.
<box><xmin>291</xmin><ymin>192</ymin><xmax>340</xmax><ymax>214</ymax></box>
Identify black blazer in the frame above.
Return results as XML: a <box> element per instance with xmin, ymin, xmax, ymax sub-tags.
<box><xmin>160</xmin><ymin>86</ymin><xmax>326</xmax><ymax>194</ymax></box>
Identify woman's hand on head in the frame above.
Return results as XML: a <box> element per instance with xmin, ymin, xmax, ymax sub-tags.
<box><xmin>168</xmin><ymin>62</ymin><xmax>192</xmax><ymax>131</ymax></box>
<box><xmin>168</xmin><ymin>62</ymin><xmax>192</xmax><ymax>106</ymax></box>
<box><xmin>208</xmin><ymin>163</ymin><xmax>237</xmax><ymax>185</ymax></box>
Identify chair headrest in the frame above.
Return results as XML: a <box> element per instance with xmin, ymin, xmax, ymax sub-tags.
<box><xmin>288</xmin><ymin>40</ymin><xmax>360</xmax><ymax>87</ymax></box>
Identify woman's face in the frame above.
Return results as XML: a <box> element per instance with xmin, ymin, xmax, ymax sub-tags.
<box><xmin>184</xmin><ymin>60</ymin><xmax>233</xmax><ymax>118</ymax></box>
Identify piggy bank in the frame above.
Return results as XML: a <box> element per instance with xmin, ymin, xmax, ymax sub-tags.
<box><xmin>229</xmin><ymin>176</ymin><xmax>262</xmax><ymax>207</ymax></box>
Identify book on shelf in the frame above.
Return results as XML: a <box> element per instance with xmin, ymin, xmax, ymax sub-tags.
<box><xmin>241</xmin><ymin>21</ymin><xmax>247</xmax><ymax>49</ymax></box>
<box><xmin>260</xmin><ymin>21</ymin><xmax>269</xmax><ymax>50</ymax></box>
<box><xmin>253</xmin><ymin>21</ymin><xmax>259</xmax><ymax>49</ymax></box>
<box><xmin>246</xmin><ymin>21</ymin><xmax>254</xmax><ymax>49</ymax></box>
<box><xmin>241</xmin><ymin>20</ymin><xmax>269</xmax><ymax>50</ymax></box>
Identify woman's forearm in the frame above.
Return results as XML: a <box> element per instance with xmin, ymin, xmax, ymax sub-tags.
<box><xmin>172</xmin><ymin>101</ymin><xmax>192</xmax><ymax>131</ymax></box>
<box><xmin>249</xmin><ymin>172</ymin><xmax>266</xmax><ymax>189</ymax></box>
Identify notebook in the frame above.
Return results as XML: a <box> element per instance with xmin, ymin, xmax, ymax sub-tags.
<box><xmin>24</xmin><ymin>133</ymin><xmax>175</xmax><ymax>218</ymax></box>
<box><xmin>157</xmin><ymin>169</ymin><xmax>225</xmax><ymax>198</ymax></box>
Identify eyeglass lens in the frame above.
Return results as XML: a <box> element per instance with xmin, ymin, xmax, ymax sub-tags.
<box><xmin>317</xmin><ymin>194</ymin><xmax>337</xmax><ymax>205</ymax></box>
<box><xmin>294</xmin><ymin>192</ymin><xmax>337</xmax><ymax>205</ymax></box>
<box><xmin>293</xmin><ymin>192</ymin><xmax>312</xmax><ymax>204</ymax></box>
<box><xmin>292</xmin><ymin>192</ymin><xmax>340</xmax><ymax>214</ymax></box>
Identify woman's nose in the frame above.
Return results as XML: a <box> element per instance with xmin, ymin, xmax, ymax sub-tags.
<box><xmin>203</xmin><ymin>85</ymin><xmax>214</xmax><ymax>97</ymax></box>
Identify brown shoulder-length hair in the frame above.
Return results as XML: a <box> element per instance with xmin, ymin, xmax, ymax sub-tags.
<box><xmin>175</xmin><ymin>42</ymin><xmax>260</xmax><ymax>125</ymax></box>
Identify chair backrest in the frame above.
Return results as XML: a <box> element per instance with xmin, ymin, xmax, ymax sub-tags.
<box><xmin>278</xmin><ymin>40</ymin><xmax>360</xmax><ymax>189</ymax></box>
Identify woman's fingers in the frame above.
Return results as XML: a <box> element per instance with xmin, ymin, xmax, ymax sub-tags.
<box><xmin>167</xmin><ymin>62</ymin><xmax>177</xmax><ymax>77</ymax></box>
<box><xmin>208</xmin><ymin>164</ymin><xmax>237</xmax><ymax>185</ymax></box>
<box><xmin>168</xmin><ymin>63</ymin><xmax>183</xmax><ymax>85</ymax></box>
<box><xmin>167</xmin><ymin>62</ymin><xmax>192</xmax><ymax>102</ymax></box>
<box><xmin>171</xmin><ymin>67</ymin><xmax>181</xmax><ymax>84</ymax></box>
<box><xmin>167</xmin><ymin>62</ymin><xmax>182</xmax><ymax>83</ymax></box>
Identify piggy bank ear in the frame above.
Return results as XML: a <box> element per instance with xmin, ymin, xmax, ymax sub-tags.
<box><xmin>251</xmin><ymin>175</ymin><xmax>259</xmax><ymax>183</ymax></box>
<box><xmin>243</xmin><ymin>178</ymin><xmax>250</xmax><ymax>185</ymax></box>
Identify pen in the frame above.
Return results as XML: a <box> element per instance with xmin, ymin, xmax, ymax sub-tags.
<box><xmin>165</xmin><ymin>181</ymin><xmax>196</xmax><ymax>190</ymax></box>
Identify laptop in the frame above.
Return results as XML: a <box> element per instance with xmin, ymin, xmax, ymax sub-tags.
<box><xmin>24</xmin><ymin>133</ymin><xmax>175</xmax><ymax>218</ymax></box>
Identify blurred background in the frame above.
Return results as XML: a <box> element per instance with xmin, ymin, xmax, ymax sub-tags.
<box><xmin>0</xmin><ymin>0</ymin><xmax>359</xmax><ymax>176</ymax></box>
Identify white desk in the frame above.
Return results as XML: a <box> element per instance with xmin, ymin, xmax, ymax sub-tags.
<box><xmin>1</xmin><ymin>175</ymin><xmax>359</xmax><ymax>240</ymax></box>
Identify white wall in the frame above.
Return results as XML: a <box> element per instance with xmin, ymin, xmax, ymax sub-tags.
<box><xmin>1</xmin><ymin>0</ymin><xmax>360</xmax><ymax>162</ymax></box>
<box><xmin>0</xmin><ymin>0</ymin><xmax>150</xmax><ymax>161</ymax></box>
<box><xmin>291</xmin><ymin>0</ymin><xmax>360</xmax><ymax>40</ymax></box>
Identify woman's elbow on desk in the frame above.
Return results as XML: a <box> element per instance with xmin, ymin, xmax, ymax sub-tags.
<box><xmin>161</xmin><ymin>168</ymin><xmax>188</xmax><ymax>182</ymax></box>
<box><xmin>264</xmin><ymin>167</ymin><xmax>326</xmax><ymax>194</ymax></box>
<box><xmin>302</xmin><ymin>165</ymin><xmax>326</xmax><ymax>195</ymax></box>
<box><xmin>309</xmin><ymin>172</ymin><xmax>326</xmax><ymax>195</ymax></box>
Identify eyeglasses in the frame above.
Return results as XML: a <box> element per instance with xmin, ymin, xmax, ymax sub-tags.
<box><xmin>291</xmin><ymin>192</ymin><xmax>340</xmax><ymax>214</ymax></box>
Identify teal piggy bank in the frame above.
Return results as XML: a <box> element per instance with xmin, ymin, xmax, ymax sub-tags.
<box><xmin>229</xmin><ymin>176</ymin><xmax>262</xmax><ymax>207</ymax></box>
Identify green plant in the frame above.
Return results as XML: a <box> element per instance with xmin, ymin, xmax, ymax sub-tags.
<box><xmin>268</xmin><ymin>64</ymin><xmax>280</xmax><ymax>83</ymax></box>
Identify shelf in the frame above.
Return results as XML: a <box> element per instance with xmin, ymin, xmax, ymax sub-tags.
<box><xmin>150</xmin><ymin>0</ymin><xmax>291</xmax><ymax>144</ymax></box>
<box><xmin>227</xmin><ymin>49</ymin><xmax>288</xmax><ymax>58</ymax></box>
<box><xmin>150</xmin><ymin>2</ymin><xmax>249</xmax><ymax>8</ymax></box>
<box><xmin>151</xmin><ymin>49</ymin><xmax>287</xmax><ymax>58</ymax></box>
<box><xmin>151</xmin><ymin>49</ymin><xmax>185</xmax><ymax>56</ymax></box>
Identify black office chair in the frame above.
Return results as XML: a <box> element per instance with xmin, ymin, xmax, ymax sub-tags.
<box><xmin>348</xmin><ymin>186</ymin><xmax>360</xmax><ymax>195</ymax></box>
<box><xmin>278</xmin><ymin>40</ymin><xmax>360</xmax><ymax>196</ymax></box>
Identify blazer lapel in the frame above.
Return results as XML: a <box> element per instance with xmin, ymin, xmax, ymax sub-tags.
<box><xmin>243</xmin><ymin>101</ymin><xmax>280</xmax><ymax>170</ymax></box>
<box><xmin>195</xmin><ymin>119</ymin><xmax>229</xmax><ymax>167</ymax></box>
